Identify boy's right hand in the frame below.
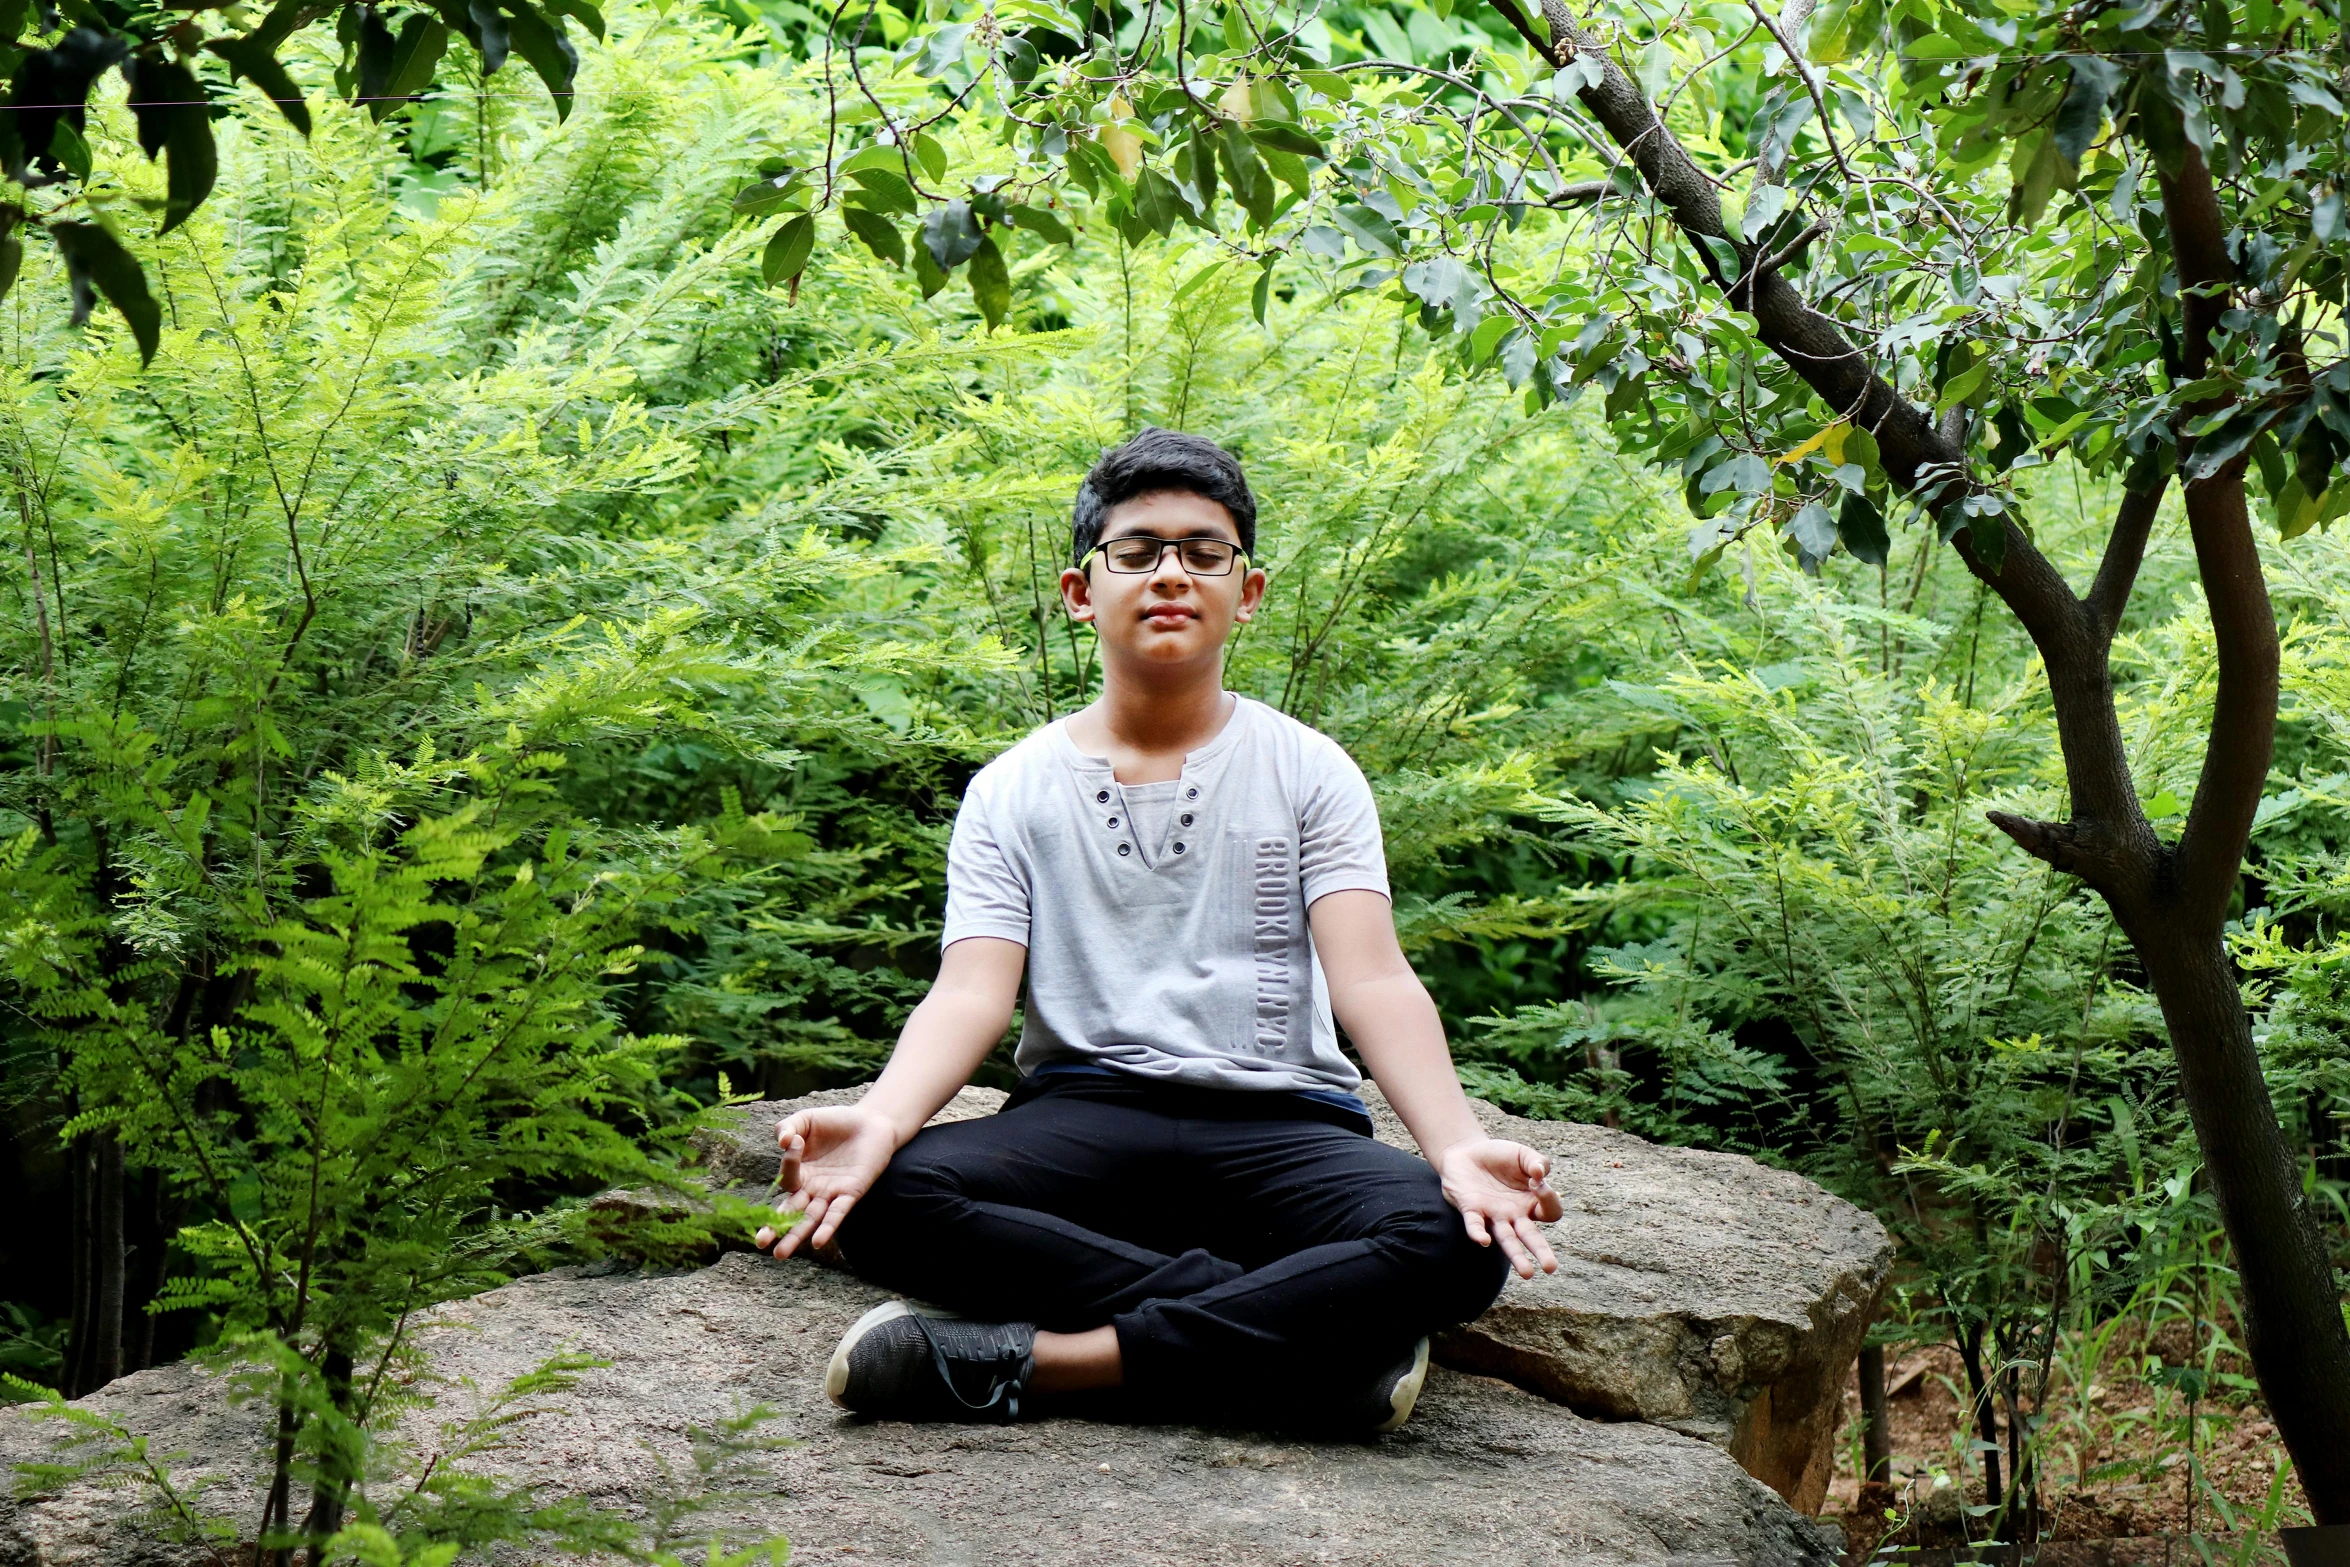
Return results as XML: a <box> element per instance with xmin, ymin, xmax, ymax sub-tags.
<box><xmin>752</xmin><ymin>1105</ymin><xmax>900</xmax><ymax>1259</ymax></box>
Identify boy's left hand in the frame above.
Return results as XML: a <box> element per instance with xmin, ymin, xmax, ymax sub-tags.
<box><xmin>1437</xmin><ymin>1139</ymin><xmax>1565</xmax><ymax>1279</ymax></box>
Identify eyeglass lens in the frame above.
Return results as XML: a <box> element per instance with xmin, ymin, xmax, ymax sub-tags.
<box><xmin>1101</xmin><ymin>538</ymin><xmax>1239</xmax><ymax>574</ymax></box>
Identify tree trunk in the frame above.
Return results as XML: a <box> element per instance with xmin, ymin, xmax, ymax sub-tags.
<box><xmin>299</xmin><ymin>1345</ymin><xmax>357</xmax><ymax>1567</ymax></box>
<box><xmin>2126</xmin><ymin>920</ymin><xmax>2350</xmax><ymax>1512</ymax></box>
<box><xmin>1857</xmin><ymin>1343</ymin><xmax>1891</xmax><ymax>1483</ymax></box>
<box><xmin>260</xmin><ymin>1390</ymin><xmax>299</xmax><ymax>1567</ymax></box>
<box><xmin>1484</xmin><ymin>3</ymin><xmax>2350</xmax><ymax>1508</ymax></box>
<box><xmin>1954</xmin><ymin>1323</ymin><xmax>2003</xmax><ymax>1530</ymax></box>
<box><xmin>65</xmin><ymin>1131</ymin><xmax>126</xmax><ymax>1397</ymax></box>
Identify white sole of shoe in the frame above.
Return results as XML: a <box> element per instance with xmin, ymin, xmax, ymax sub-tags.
<box><xmin>823</xmin><ymin>1298</ymin><xmax>959</xmax><ymax>1410</ymax></box>
<box><xmin>1374</xmin><ymin>1337</ymin><xmax>1432</xmax><ymax>1434</ymax></box>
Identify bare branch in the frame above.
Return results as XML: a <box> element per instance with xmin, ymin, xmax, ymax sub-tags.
<box><xmin>2154</xmin><ymin>140</ymin><xmax>2278</xmax><ymax>925</ymax></box>
<box><xmin>2085</xmin><ymin>479</ymin><xmax>2166</xmax><ymax>641</ymax></box>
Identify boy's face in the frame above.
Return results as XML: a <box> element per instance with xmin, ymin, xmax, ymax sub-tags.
<box><xmin>1058</xmin><ymin>490</ymin><xmax>1268</xmax><ymax>674</ymax></box>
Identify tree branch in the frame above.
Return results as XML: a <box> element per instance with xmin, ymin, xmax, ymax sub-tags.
<box><xmin>2085</xmin><ymin>479</ymin><xmax>2166</xmax><ymax>641</ymax></box>
<box><xmin>2154</xmin><ymin>141</ymin><xmax>2278</xmax><ymax>925</ymax></box>
<box><xmin>1489</xmin><ymin>0</ymin><xmax>1562</xmax><ymax>63</ymax></box>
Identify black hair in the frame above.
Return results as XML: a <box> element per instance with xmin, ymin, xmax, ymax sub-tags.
<box><xmin>1069</xmin><ymin>428</ymin><xmax>1257</xmax><ymax>566</ymax></box>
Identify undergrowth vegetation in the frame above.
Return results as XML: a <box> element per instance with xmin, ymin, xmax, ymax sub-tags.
<box><xmin>0</xmin><ymin>0</ymin><xmax>2344</xmax><ymax>1557</ymax></box>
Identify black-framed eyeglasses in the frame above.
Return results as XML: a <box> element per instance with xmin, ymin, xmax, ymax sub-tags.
<box><xmin>1082</xmin><ymin>536</ymin><xmax>1249</xmax><ymax>576</ymax></box>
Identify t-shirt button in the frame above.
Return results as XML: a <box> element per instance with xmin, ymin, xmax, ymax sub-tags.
<box><xmin>1107</xmin><ymin>817</ymin><xmax>1120</xmax><ymax>828</ymax></box>
<box><xmin>1186</xmin><ymin>787</ymin><xmax>1199</xmax><ymax>799</ymax></box>
<box><xmin>1097</xmin><ymin>790</ymin><xmax>1110</xmax><ymax>803</ymax></box>
<box><xmin>1173</xmin><ymin>842</ymin><xmax>1186</xmax><ymax>853</ymax></box>
<box><xmin>1180</xmin><ymin>813</ymin><xmax>1194</xmax><ymax>826</ymax></box>
<box><xmin>1117</xmin><ymin>843</ymin><xmax>1132</xmax><ymax>856</ymax></box>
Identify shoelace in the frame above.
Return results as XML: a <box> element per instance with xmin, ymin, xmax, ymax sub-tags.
<box><xmin>909</xmin><ymin>1315</ymin><xmax>1031</xmax><ymax>1420</ymax></box>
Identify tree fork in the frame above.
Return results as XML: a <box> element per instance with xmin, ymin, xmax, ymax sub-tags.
<box><xmin>1491</xmin><ymin>1</ymin><xmax>2350</xmax><ymax>1503</ymax></box>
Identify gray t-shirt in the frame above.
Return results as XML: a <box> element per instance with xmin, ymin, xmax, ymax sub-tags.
<box><xmin>942</xmin><ymin>695</ymin><xmax>1391</xmax><ymax>1097</ymax></box>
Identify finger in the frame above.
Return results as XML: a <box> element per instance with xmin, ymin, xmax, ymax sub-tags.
<box><xmin>1516</xmin><ymin>1214</ymin><xmax>1559</xmax><ymax>1275</ymax></box>
<box><xmin>811</xmin><ymin>1190</ymin><xmax>858</xmax><ymax>1250</ymax></box>
<box><xmin>1492</xmin><ymin>1216</ymin><xmax>1537</xmax><ymax>1279</ymax></box>
<box><xmin>1461</xmin><ymin>1207</ymin><xmax>1494</xmax><ymax>1248</ymax></box>
<box><xmin>753</xmin><ymin>1225</ymin><xmax>778</xmax><ymax>1252</ymax></box>
<box><xmin>1519</xmin><ymin>1147</ymin><xmax>1550</xmax><ymax>1186</ymax></box>
<box><xmin>776</xmin><ymin>1195</ymin><xmax>826</xmax><ymax>1258</ymax></box>
<box><xmin>1534</xmin><ymin>1187</ymin><xmax>1565</xmax><ymax>1222</ymax></box>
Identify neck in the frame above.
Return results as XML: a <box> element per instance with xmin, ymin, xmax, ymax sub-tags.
<box><xmin>1090</xmin><ymin>657</ymin><xmax>1231</xmax><ymax>757</ymax></box>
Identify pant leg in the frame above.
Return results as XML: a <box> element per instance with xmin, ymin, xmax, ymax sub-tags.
<box><xmin>831</xmin><ymin>1093</ymin><xmax>1245</xmax><ymax>1333</ymax></box>
<box><xmin>1110</xmin><ymin>1114</ymin><xmax>1509</xmax><ymax>1419</ymax></box>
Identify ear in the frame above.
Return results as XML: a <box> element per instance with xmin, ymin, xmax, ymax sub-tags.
<box><xmin>1060</xmin><ymin>563</ymin><xmax>1098</xmax><ymax>623</ymax></box>
<box><xmin>1233</xmin><ymin>565</ymin><xmax>1268</xmax><ymax>623</ymax></box>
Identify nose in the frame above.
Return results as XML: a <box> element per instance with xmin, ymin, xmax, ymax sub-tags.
<box><xmin>1145</xmin><ymin>543</ymin><xmax>1194</xmax><ymax>588</ymax></box>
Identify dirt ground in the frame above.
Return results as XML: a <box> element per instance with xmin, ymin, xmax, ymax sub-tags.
<box><xmin>1820</xmin><ymin>1331</ymin><xmax>2301</xmax><ymax>1557</ymax></box>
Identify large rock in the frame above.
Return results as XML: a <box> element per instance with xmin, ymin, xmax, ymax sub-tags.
<box><xmin>701</xmin><ymin>1084</ymin><xmax>1889</xmax><ymax>1512</ymax></box>
<box><xmin>0</xmin><ymin>1253</ymin><xmax>1842</xmax><ymax>1565</ymax></box>
<box><xmin>1358</xmin><ymin>1088</ymin><xmax>1889</xmax><ymax>1513</ymax></box>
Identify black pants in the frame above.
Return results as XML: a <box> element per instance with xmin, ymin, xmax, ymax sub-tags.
<box><xmin>832</xmin><ymin>1074</ymin><xmax>1508</xmax><ymax>1423</ymax></box>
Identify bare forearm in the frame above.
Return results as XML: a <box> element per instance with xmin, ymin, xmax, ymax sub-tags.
<box><xmin>859</xmin><ymin>940</ymin><xmax>1022</xmax><ymax>1146</ymax></box>
<box><xmin>1339</xmin><ymin>971</ymin><xmax>1485</xmax><ymax>1162</ymax></box>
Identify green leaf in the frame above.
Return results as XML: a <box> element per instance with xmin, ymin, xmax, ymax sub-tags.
<box><xmin>1184</xmin><ymin>133</ymin><xmax>1219</xmax><ymax>220</ymax></box>
<box><xmin>734</xmin><ymin>173</ymin><xmax>809</xmax><ymax>216</ymax></box>
<box><xmin>840</xmin><ymin>207</ymin><xmax>906</xmax><ymax>267</ymax></box>
<box><xmin>2253</xmin><ymin>430</ymin><xmax>2287</xmax><ymax>497</ymax></box>
<box><xmin>1130</xmin><ymin>168</ymin><xmax>1184</xmax><ymax>237</ymax></box>
<box><xmin>1837</xmin><ymin>492</ymin><xmax>1890</xmax><ymax>566</ymax></box>
<box><xmin>1008</xmin><ymin>203</ymin><xmax>1073</xmax><ymax>245</ymax></box>
<box><xmin>762</xmin><ymin>212</ymin><xmax>816</xmax><ymax>287</ymax></box>
<box><xmin>1219</xmin><ymin>124</ymin><xmax>1275</xmax><ymax>227</ymax></box>
<box><xmin>1252</xmin><ymin>259</ymin><xmax>1273</xmax><ymax>325</ymax></box>
<box><xmin>1967</xmin><ymin>506</ymin><xmax>2007</xmax><ymax>572</ymax></box>
<box><xmin>1330</xmin><ymin>202</ymin><xmax>1398</xmax><ymax>256</ymax></box>
<box><xmin>914</xmin><ymin>131</ymin><xmax>948</xmax><ymax>184</ymax></box>
<box><xmin>1842</xmin><ymin>424</ymin><xmax>1883</xmax><ymax>482</ymax></box>
<box><xmin>1246</xmin><ymin>120</ymin><xmax>1323</xmax><ymax>159</ymax></box>
<box><xmin>915</xmin><ymin>22</ymin><xmax>971</xmax><ymax>77</ymax></box>
<box><xmin>382</xmin><ymin>16</ymin><xmax>451</xmax><ymax>118</ymax></box>
<box><xmin>2008</xmin><ymin>130</ymin><xmax>2063</xmax><ymax>230</ymax></box>
<box><xmin>1260</xmin><ymin>145</ymin><xmax>1311</xmax><ymax>198</ymax></box>
<box><xmin>967</xmin><ymin>231</ymin><xmax>1010</xmax><ymax>328</ymax></box>
<box><xmin>351</xmin><ymin>5</ymin><xmax>398</xmax><ymax>108</ymax></box>
<box><xmin>912</xmin><ymin>239</ymin><xmax>948</xmax><ymax>299</ymax></box>
<box><xmin>1936</xmin><ymin>360</ymin><xmax>1992</xmax><ymax>414</ymax></box>
<box><xmin>122</xmin><ymin>58</ymin><xmax>217</xmax><ymax>232</ymax></box>
<box><xmin>499</xmin><ymin>1</ymin><xmax>579</xmax><ymax>119</ymax></box>
<box><xmin>1787</xmin><ymin>499</ymin><xmax>1837</xmax><ymax>571</ymax></box>
<box><xmin>50</xmin><ymin>221</ymin><xmax>162</xmax><ymax>365</ymax></box>
<box><xmin>845</xmin><ymin>167</ymin><xmax>919</xmax><ymax>216</ymax></box>
<box><xmin>545</xmin><ymin>0</ymin><xmax>605</xmax><ymax>40</ymax></box>
<box><xmin>922</xmin><ymin>200</ymin><xmax>984</xmax><ymax>270</ymax></box>
<box><xmin>208</xmin><ymin>34</ymin><xmax>314</xmax><ymax>136</ymax></box>
<box><xmin>2145</xmin><ymin>788</ymin><xmax>2183</xmax><ymax>820</ymax></box>
<box><xmin>1468</xmin><ymin>312</ymin><xmax>1514</xmax><ymax>366</ymax></box>
<box><xmin>48</xmin><ymin>121</ymin><xmax>92</xmax><ymax>185</ymax></box>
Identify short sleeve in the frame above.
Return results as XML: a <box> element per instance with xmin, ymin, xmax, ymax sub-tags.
<box><xmin>941</xmin><ymin>776</ymin><xmax>1033</xmax><ymax>949</ymax></box>
<box><xmin>1298</xmin><ymin>739</ymin><xmax>1390</xmax><ymax>906</ymax></box>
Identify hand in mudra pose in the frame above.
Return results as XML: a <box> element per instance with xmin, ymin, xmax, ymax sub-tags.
<box><xmin>752</xmin><ymin>1104</ymin><xmax>897</xmax><ymax>1260</ymax></box>
<box><xmin>1435</xmin><ymin>1137</ymin><xmax>1565</xmax><ymax>1279</ymax></box>
<box><xmin>753</xmin><ymin>1102</ymin><xmax>1566</xmax><ymax>1279</ymax></box>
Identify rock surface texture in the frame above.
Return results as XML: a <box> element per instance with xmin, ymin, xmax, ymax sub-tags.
<box><xmin>1358</xmin><ymin>1088</ymin><xmax>1890</xmax><ymax>1512</ymax></box>
<box><xmin>0</xmin><ymin>1086</ymin><xmax>1877</xmax><ymax>1564</ymax></box>
<box><xmin>700</xmin><ymin>1084</ymin><xmax>1889</xmax><ymax>1511</ymax></box>
<box><xmin>0</xmin><ymin>1253</ymin><xmax>1844</xmax><ymax>1566</ymax></box>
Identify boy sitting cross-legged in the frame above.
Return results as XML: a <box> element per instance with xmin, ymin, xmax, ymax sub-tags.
<box><xmin>753</xmin><ymin>428</ymin><xmax>1563</xmax><ymax>1434</ymax></box>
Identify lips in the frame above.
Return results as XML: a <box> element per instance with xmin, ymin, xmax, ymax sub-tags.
<box><xmin>1144</xmin><ymin>605</ymin><xmax>1197</xmax><ymax>624</ymax></box>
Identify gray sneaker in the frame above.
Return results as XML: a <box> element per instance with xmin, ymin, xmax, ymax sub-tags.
<box><xmin>824</xmin><ymin>1301</ymin><xmax>1037</xmax><ymax>1423</ymax></box>
<box><xmin>1365</xmin><ymin>1337</ymin><xmax>1431</xmax><ymax>1433</ymax></box>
